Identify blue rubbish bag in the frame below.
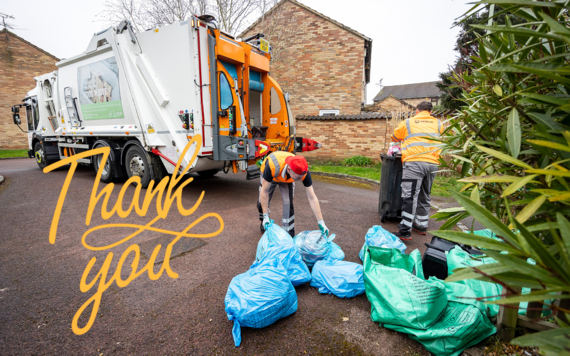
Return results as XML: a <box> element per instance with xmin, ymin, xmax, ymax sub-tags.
<box><xmin>254</xmin><ymin>223</ymin><xmax>311</xmax><ymax>286</ymax></box>
<box><xmin>225</xmin><ymin>258</ymin><xmax>298</xmax><ymax>347</ymax></box>
<box><xmin>359</xmin><ymin>225</ymin><xmax>406</xmax><ymax>261</ymax></box>
<box><xmin>310</xmin><ymin>257</ymin><xmax>365</xmax><ymax>298</ymax></box>
<box><xmin>293</xmin><ymin>230</ymin><xmax>345</xmax><ymax>267</ymax></box>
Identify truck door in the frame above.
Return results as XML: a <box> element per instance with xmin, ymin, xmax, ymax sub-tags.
<box><xmin>217</xmin><ymin>60</ymin><xmax>244</xmax><ymax>137</ymax></box>
<box><xmin>25</xmin><ymin>97</ymin><xmax>40</xmax><ymax>148</ymax></box>
<box><xmin>262</xmin><ymin>76</ymin><xmax>290</xmax><ymax>141</ymax></box>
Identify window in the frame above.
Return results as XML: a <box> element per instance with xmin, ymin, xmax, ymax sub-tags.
<box><xmin>270</xmin><ymin>87</ymin><xmax>281</xmax><ymax>115</ymax></box>
<box><xmin>319</xmin><ymin>109</ymin><xmax>339</xmax><ymax>117</ymax></box>
<box><xmin>219</xmin><ymin>72</ymin><xmax>233</xmax><ymax>110</ymax></box>
<box><xmin>26</xmin><ymin>106</ymin><xmax>34</xmax><ymax>131</ymax></box>
<box><xmin>431</xmin><ymin>98</ymin><xmax>439</xmax><ymax>106</ymax></box>
<box><xmin>32</xmin><ymin>98</ymin><xmax>40</xmax><ymax>130</ymax></box>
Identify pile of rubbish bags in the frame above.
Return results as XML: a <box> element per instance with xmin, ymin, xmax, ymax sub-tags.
<box><xmin>225</xmin><ymin>223</ymin><xmax>360</xmax><ymax>347</ymax></box>
<box><xmin>225</xmin><ymin>222</ymin><xmax>503</xmax><ymax>354</ymax></box>
<box><xmin>363</xmin><ymin>246</ymin><xmax>497</xmax><ymax>356</ymax></box>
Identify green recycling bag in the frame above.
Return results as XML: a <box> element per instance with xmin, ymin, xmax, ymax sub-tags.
<box><xmin>364</xmin><ymin>247</ymin><xmax>497</xmax><ymax>356</ymax></box>
<box><xmin>383</xmin><ymin>282</ymin><xmax>496</xmax><ymax>356</ymax></box>
<box><xmin>363</xmin><ymin>246</ymin><xmax>448</xmax><ymax>329</ymax></box>
<box><xmin>446</xmin><ymin>247</ymin><xmax>502</xmax><ymax>317</ymax></box>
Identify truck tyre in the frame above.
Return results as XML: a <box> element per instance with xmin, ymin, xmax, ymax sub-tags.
<box><xmin>34</xmin><ymin>141</ymin><xmax>50</xmax><ymax>170</ymax></box>
<box><xmin>93</xmin><ymin>143</ymin><xmax>115</xmax><ymax>184</ymax></box>
<box><xmin>125</xmin><ymin>145</ymin><xmax>152</xmax><ymax>188</ymax></box>
<box><xmin>196</xmin><ymin>169</ymin><xmax>219</xmax><ymax>178</ymax></box>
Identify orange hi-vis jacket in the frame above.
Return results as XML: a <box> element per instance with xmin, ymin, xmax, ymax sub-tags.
<box><xmin>391</xmin><ymin>111</ymin><xmax>443</xmax><ymax>164</ymax></box>
<box><xmin>262</xmin><ymin>151</ymin><xmax>308</xmax><ymax>183</ymax></box>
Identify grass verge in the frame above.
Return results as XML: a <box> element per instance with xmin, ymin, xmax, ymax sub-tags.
<box><xmin>0</xmin><ymin>149</ymin><xmax>29</xmax><ymax>158</ymax></box>
<box><xmin>309</xmin><ymin>163</ymin><xmax>462</xmax><ymax>198</ymax></box>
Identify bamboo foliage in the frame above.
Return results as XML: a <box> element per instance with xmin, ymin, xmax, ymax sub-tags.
<box><xmin>433</xmin><ymin>1</ymin><xmax>570</xmax><ymax>354</ymax></box>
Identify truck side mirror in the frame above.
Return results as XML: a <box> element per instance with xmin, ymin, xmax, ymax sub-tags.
<box><xmin>13</xmin><ymin>113</ymin><xmax>21</xmax><ymax>125</ymax></box>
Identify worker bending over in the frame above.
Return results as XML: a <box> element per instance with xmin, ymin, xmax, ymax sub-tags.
<box><xmin>391</xmin><ymin>101</ymin><xmax>443</xmax><ymax>240</ymax></box>
<box><xmin>258</xmin><ymin>152</ymin><xmax>328</xmax><ymax>237</ymax></box>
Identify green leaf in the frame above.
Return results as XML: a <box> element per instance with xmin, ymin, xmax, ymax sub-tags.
<box><xmin>449</xmin><ymin>191</ymin><xmax>522</xmax><ymax>249</ymax></box>
<box><xmin>445</xmin><ymin>263</ymin><xmax>513</xmax><ymax>282</ymax></box>
<box><xmin>486</xmin><ymin>289</ymin><xmax>570</xmax><ymax>304</ymax></box>
<box><xmin>471</xmin><ymin>24</ymin><xmax>564</xmax><ymax>41</ymax></box>
<box><xmin>431</xmin><ymin>230</ymin><xmax>519</xmax><ymax>253</ymax></box>
<box><xmin>484</xmin><ymin>250</ymin><xmax>565</xmax><ymax>286</ymax></box>
<box><xmin>526</xmin><ymin>140</ymin><xmax>570</xmax><ymax>153</ymax></box>
<box><xmin>512</xmin><ymin>195</ymin><xmax>547</xmax><ymax>225</ymax></box>
<box><xmin>526</xmin><ymin>222</ymin><xmax>560</xmax><ymax>232</ymax></box>
<box><xmin>507</xmin><ymin>108</ymin><xmax>521</xmax><ymax>159</ymax></box>
<box><xmin>439</xmin><ymin>212</ymin><xmax>470</xmax><ymax>231</ymax></box>
<box><xmin>519</xmin><ymin>93</ymin><xmax>569</xmax><ymax>106</ymax></box>
<box><xmin>514</xmin><ymin>218</ymin><xmax>570</xmax><ymax>284</ymax></box>
<box><xmin>501</xmin><ymin>174</ymin><xmax>538</xmax><ymax>197</ymax></box>
<box><xmin>512</xmin><ymin>327</ymin><xmax>570</xmax><ymax>348</ymax></box>
<box><xmin>459</xmin><ymin>174</ymin><xmax>521</xmax><ymax>183</ymax></box>
<box><xmin>476</xmin><ymin>145</ymin><xmax>533</xmax><ymax>169</ymax></box>
<box><xmin>558</xmin><ymin>213</ymin><xmax>570</xmax><ymax>259</ymax></box>
<box><xmin>526</xmin><ymin>168</ymin><xmax>570</xmax><ymax>178</ymax></box>
<box><xmin>511</xmin><ymin>64</ymin><xmax>570</xmax><ymax>85</ymax></box>
<box><xmin>493</xmin><ymin>84</ymin><xmax>503</xmax><ymax>96</ymax></box>
<box><xmin>527</xmin><ymin>112</ymin><xmax>565</xmax><ymax>130</ymax></box>
<box><xmin>470</xmin><ymin>185</ymin><xmax>481</xmax><ymax>205</ymax></box>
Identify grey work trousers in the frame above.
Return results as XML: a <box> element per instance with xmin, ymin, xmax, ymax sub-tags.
<box><xmin>257</xmin><ymin>176</ymin><xmax>296</xmax><ymax>236</ymax></box>
<box><xmin>398</xmin><ymin>161</ymin><xmax>438</xmax><ymax>233</ymax></box>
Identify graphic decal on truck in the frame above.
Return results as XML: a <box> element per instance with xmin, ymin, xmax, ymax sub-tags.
<box><xmin>77</xmin><ymin>57</ymin><xmax>124</xmax><ymax>120</ymax></box>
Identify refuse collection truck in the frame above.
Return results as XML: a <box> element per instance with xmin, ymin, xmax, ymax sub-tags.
<box><xmin>11</xmin><ymin>16</ymin><xmax>321</xmax><ymax>187</ymax></box>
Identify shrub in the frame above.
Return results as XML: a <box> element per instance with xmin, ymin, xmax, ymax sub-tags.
<box><xmin>433</xmin><ymin>2</ymin><xmax>570</xmax><ymax>354</ymax></box>
<box><xmin>341</xmin><ymin>155</ymin><xmax>373</xmax><ymax>167</ymax></box>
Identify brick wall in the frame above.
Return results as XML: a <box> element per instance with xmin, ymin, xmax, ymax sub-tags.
<box><xmin>403</xmin><ymin>98</ymin><xmax>438</xmax><ymax>107</ymax></box>
<box><xmin>296</xmin><ymin>118</ymin><xmax>400</xmax><ymax>162</ymax></box>
<box><xmin>243</xmin><ymin>0</ymin><xmax>366</xmax><ymax>116</ymax></box>
<box><xmin>0</xmin><ymin>31</ymin><xmax>58</xmax><ymax>149</ymax></box>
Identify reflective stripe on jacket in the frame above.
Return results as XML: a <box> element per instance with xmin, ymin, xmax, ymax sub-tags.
<box><xmin>262</xmin><ymin>151</ymin><xmax>307</xmax><ymax>183</ymax></box>
<box><xmin>391</xmin><ymin>111</ymin><xmax>442</xmax><ymax>164</ymax></box>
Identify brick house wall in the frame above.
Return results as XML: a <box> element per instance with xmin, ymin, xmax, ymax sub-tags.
<box><xmin>242</xmin><ymin>0</ymin><xmax>370</xmax><ymax>116</ymax></box>
<box><xmin>0</xmin><ymin>30</ymin><xmax>59</xmax><ymax>149</ymax></box>
<box><xmin>296</xmin><ymin>117</ymin><xmax>401</xmax><ymax>162</ymax></box>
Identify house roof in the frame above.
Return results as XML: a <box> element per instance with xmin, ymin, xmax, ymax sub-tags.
<box><xmin>374</xmin><ymin>95</ymin><xmax>417</xmax><ymax>109</ymax></box>
<box><xmin>373</xmin><ymin>81</ymin><xmax>443</xmax><ymax>102</ymax></box>
<box><xmin>0</xmin><ymin>29</ymin><xmax>60</xmax><ymax>61</ymax></box>
<box><xmin>239</xmin><ymin>0</ymin><xmax>372</xmax><ymax>83</ymax></box>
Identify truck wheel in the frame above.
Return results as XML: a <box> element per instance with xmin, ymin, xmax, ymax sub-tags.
<box><xmin>196</xmin><ymin>169</ymin><xmax>219</xmax><ymax>178</ymax></box>
<box><xmin>93</xmin><ymin>144</ymin><xmax>114</xmax><ymax>184</ymax></box>
<box><xmin>125</xmin><ymin>145</ymin><xmax>151</xmax><ymax>188</ymax></box>
<box><xmin>34</xmin><ymin>141</ymin><xmax>49</xmax><ymax>169</ymax></box>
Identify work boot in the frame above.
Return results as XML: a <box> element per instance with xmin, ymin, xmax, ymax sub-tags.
<box><xmin>394</xmin><ymin>230</ymin><xmax>412</xmax><ymax>241</ymax></box>
<box><xmin>412</xmin><ymin>224</ymin><xmax>427</xmax><ymax>235</ymax></box>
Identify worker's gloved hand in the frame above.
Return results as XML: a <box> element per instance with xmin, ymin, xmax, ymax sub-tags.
<box><xmin>317</xmin><ymin>219</ymin><xmax>329</xmax><ymax>237</ymax></box>
<box><xmin>263</xmin><ymin>213</ymin><xmax>271</xmax><ymax>229</ymax></box>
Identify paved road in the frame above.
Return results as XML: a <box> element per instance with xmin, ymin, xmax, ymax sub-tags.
<box><xmin>0</xmin><ymin>158</ymin><xmax>446</xmax><ymax>355</ymax></box>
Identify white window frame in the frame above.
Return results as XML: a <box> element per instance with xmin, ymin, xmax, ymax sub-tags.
<box><xmin>319</xmin><ymin>109</ymin><xmax>339</xmax><ymax>116</ymax></box>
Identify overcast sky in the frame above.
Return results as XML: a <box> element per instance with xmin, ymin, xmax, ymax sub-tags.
<box><xmin>3</xmin><ymin>0</ymin><xmax>472</xmax><ymax>103</ymax></box>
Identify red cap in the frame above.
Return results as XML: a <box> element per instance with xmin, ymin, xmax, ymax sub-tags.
<box><xmin>285</xmin><ymin>155</ymin><xmax>308</xmax><ymax>175</ymax></box>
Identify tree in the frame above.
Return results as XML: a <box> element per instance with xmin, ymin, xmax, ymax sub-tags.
<box><xmin>213</xmin><ymin>0</ymin><xmax>258</xmax><ymax>36</ymax></box>
<box><xmin>436</xmin><ymin>6</ymin><xmax>526</xmax><ymax>110</ymax></box>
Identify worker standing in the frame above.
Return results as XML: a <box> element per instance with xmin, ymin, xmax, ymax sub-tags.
<box><xmin>258</xmin><ymin>152</ymin><xmax>328</xmax><ymax>238</ymax></box>
<box><xmin>390</xmin><ymin>101</ymin><xmax>443</xmax><ymax>240</ymax></box>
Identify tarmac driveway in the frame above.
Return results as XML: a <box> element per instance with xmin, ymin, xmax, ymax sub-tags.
<box><xmin>0</xmin><ymin>158</ymin><xmax>442</xmax><ymax>355</ymax></box>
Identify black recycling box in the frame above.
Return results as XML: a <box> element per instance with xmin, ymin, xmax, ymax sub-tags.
<box><xmin>422</xmin><ymin>236</ymin><xmax>482</xmax><ymax>280</ymax></box>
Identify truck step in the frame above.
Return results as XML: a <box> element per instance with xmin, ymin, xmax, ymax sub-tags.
<box><xmin>246</xmin><ymin>165</ymin><xmax>261</xmax><ymax>180</ymax></box>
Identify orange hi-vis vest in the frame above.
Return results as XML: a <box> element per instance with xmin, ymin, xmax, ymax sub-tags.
<box><xmin>262</xmin><ymin>151</ymin><xmax>307</xmax><ymax>183</ymax></box>
<box><xmin>391</xmin><ymin>111</ymin><xmax>443</xmax><ymax>164</ymax></box>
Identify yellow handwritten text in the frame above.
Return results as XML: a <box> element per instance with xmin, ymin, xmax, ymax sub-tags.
<box><xmin>43</xmin><ymin>135</ymin><xmax>223</xmax><ymax>335</ymax></box>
